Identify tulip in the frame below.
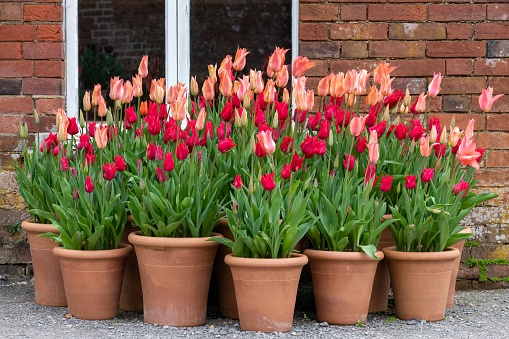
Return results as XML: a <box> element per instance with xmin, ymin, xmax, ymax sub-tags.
<box><xmin>138</xmin><ymin>55</ymin><xmax>148</xmax><ymax>78</ymax></box>
<box><xmin>419</xmin><ymin>136</ymin><xmax>433</xmax><ymax>157</ymax></box>
<box><xmin>109</xmin><ymin>76</ymin><xmax>124</xmax><ymax>101</ymax></box>
<box><xmin>452</xmin><ymin>180</ymin><xmax>470</xmax><ymax>198</ymax></box>
<box><xmin>85</xmin><ymin>153</ymin><xmax>96</xmax><ymax>167</ymax></box>
<box><xmin>281</xmin><ymin>164</ymin><xmax>291</xmax><ymax>179</ymax></box>
<box><xmin>364</xmin><ymin>163</ymin><xmax>377</xmax><ymax>182</ymax></box>
<box><xmin>147</xmin><ymin>143</ymin><xmax>157</xmax><ymax>160</ymax></box>
<box><xmin>356</xmin><ymin>137</ymin><xmax>367</xmax><ymax>153</ymax></box>
<box><xmin>317</xmin><ymin>75</ymin><xmax>330</xmax><ymax>97</ymax></box>
<box><xmin>67</xmin><ymin>117</ymin><xmax>79</xmax><ymax>135</ymax></box>
<box><xmin>103</xmin><ymin>163</ymin><xmax>117</xmax><ymax>181</ymax></box>
<box><xmin>218</xmin><ymin>55</ymin><xmax>232</xmax><ymax>78</ymax></box>
<box><xmin>144</xmin><ymin>115</ymin><xmax>161</xmax><ymax>135</ymax></box>
<box><xmin>85</xmin><ymin>176</ymin><xmax>94</xmax><ymax>193</ymax></box>
<box><xmin>380</xmin><ymin>175</ymin><xmax>394</xmax><ymax>192</ymax></box>
<box><xmin>170</xmin><ymin>96</ymin><xmax>187</xmax><ymax>122</ymax></box>
<box><xmin>261</xmin><ymin>173</ymin><xmax>277</xmax><ymax>191</ymax></box>
<box><xmin>132</xmin><ymin>74</ymin><xmax>143</xmax><ymax>98</ymax></box>
<box><xmin>289</xmin><ymin>152</ymin><xmax>303</xmax><ymax>172</ymax></box>
<box><xmin>479</xmin><ymin>87</ymin><xmax>504</xmax><ymax>112</ymax></box>
<box><xmin>393</xmin><ymin>123</ymin><xmax>408</xmax><ymax>140</ymax></box>
<box><xmin>219</xmin><ymin>72</ymin><xmax>233</xmax><ymax>97</ymax></box>
<box><xmin>163</xmin><ymin>152</ymin><xmax>175</xmax><ymax>172</ymax></box>
<box><xmin>77</xmin><ymin>134</ymin><xmax>91</xmax><ymax>150</ymax></box>
<box><xmin>91</xmin><ymin>84</ymin><xmax>101</xmax><ymax>106</ymax></box>
<box><xmin>218</xmin><ymin>138</ymin><xmax>236</xmax><ymax>153</ymax></box>
<box><xmin>60</xmin><ymin>157</ymin><xmax>69</xmax><ymax>171</ymax></box>
<box><xmin>122</xmin><ymin>80</ymin><xmax>134</xmax><ymax>104</ymax></box>
<box><xmin>343</xmin><ymin>154</ymin><xmax>355</xmax><ymax>171</ymax></box>
<box><xmin>263</xmin><ymin>79</ymin><xmax>276</xmax><ymax>104</ymax></box>
<box><xmin>373</xmin><ymin>61</ymin><xmax>397</xmax><ymax>85</ymax></box>
<box><xmin>428</xmin><ymin>72</ymin><xmax>442</xmax><ymax>97</ymax></box>
<box><xmin>176</xmin><ymin>142</ymin><xmax>189</xmax><ymax>160</ymax></box>
<box><xmin>292</xmin><ymin>56</ymin><xmax>316</xmax><ymax>78</ymax></box>
<box><xmin>233</xmin><ymin>174</ymin><xmax>243</xmax><ymax>189</ymax></box>
<box><xmin>233</xmin><ymin>47</ymin><xmax>249</xmax><ymax>71</ymax></box>
<box><xmin>369</xmin><ymin>121</ymin><xmax>387</xmax><ymax>138</ymax></box>
<box><xmin>125</xmin><ymin>106</ymin><xmax>138</xmax><ymax>124</ymax></box>
<box><xmin>314</xmin><ymin>140</ymin><xmax>327</xmax><ymax>156</ymax></box>
<box><xmin>202</xmin><ymin>77</ymin><xmax>215</xmax><ymax>101</ymax></box>
<box><xmin>208</xmin><ymin>64</ymin><xmax>217</xmax><ymax>84</ymax></box>
<box><xmin>195</xmin><ymin>108</ymin><xmax>206</xmax><ymax>131</ymax></box>
<box><xmin>189</xmin><ymin>76</ymin><xmax>199</xmax><ymax>97</ymax></box>
<box><xmin>275</xmin><ymin>65</ymin><xmax>289</xmax><ymax>88</ymax></box>
<box><xmin>155</xmin><ymin>167</ymin><xmax>167</xmax><ymax>183</ymax></box>
<box><xmin>257</xmin><ymin>130</ymin><xmax>276</xmax><ymax>155</ymax></box>
<box><xmin>421</xmin><ymin>167</ymin><xmax>435</xmax><ymax>183</ymax></box>
<box><xmin>449</xmin><ymin>126</ymin><xmax>461</xmax><ymax>147</ymax></box>
<box><xmin>250</xmin><ymin>70</ymin><xmax>264</xmax><ymax>93</ymax></box>
<box><xmin>280</xmin><ymin>136</ymin><xmax>294</xmax><ymax>154</ymax></box>
<box><xmin>98</xmin><ymin>97</ymin><xmax>107</xmax><ymax>117</ymax></box>
<box><xmin>114</xmin><ymin>155</ymin><xmax>126</xmax><ymax>172</ymax></box>
<box><xmin>405</xmin><ymin>175</ymin><xmax>417</xmax><ymax>189</ymax></box>
<box><xmin>413</xmin><ymin>93</ymin><xmax>427</xmax><ymax>113</ymax></box>
<box><xmin>267</xmin><ymin>47</ymin><xmax>289</xmax><ymax>77</ymax></box>
<box><xmin>464</xmin><ymin>119</ymin><xmax>476</xmax><ymax>142</ymax></box>
<box><xmin>83</xmin><ymin>91</ymin><xmax>91</xmax><ymax>111</ymax></box>
<box><xmin>329</xmin><ymin>72</ymin><xmax>345</xmax><ymax>98</ymax></box>
<box><xmin>456</xmin><ymin>137</ymin><xmax>481</xmax><ymax>170</ymax></box>
<box><xmin>409</xmin><ymin>120</ymin><xmax>426</xmax><ymax>141</ymax></box>
<box><xmin>140</xmin><ymin>101</ymin><xmax>148</xmax><ymax>116</ymax></box>
<box><xmin>366</xmin><ymin>86</ymin><xmax>380</xmax><ymax>107</ymax></box>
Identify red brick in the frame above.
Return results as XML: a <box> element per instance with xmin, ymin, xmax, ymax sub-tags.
<box><xmin>0</xmin><ymin>60</ymin><xmax>32</xmax><ymax>77</ymax></box>
<box><xmin>474</xmin><ymin>59</ymin><xmax>509</xmax><ymax>76</ymax></box>
<box><xmin>487</xmin><ymin>114</ymin><xmax>509</xmax><ymax>131</ymax></box>
<box><xmin>22</xmin><ymin>78</ymin><xmax>62</xmax><ymax>95</ymax></box>
<box><xmin>442</xmin><ymin>95</ymin><xmax>471</xmax><ymax>113</ymax></box>
<box><xmin>341</xmin><ymin>41</ymin><xmax>368</xmax><ymax>59</ymax></box>
<box><xmin>300</xmin><ymin>4</ymin><xmax>339</xmax><ymax>21</ymax></box>
<box><xmin>389</xmin><ymin>23</ymin><xmax>446</xmax><ymax>40</ymax></box>
<box><xmin>440</xmin><ymin>77</ymin><xmax>485</xmax><ymax>95</ymax></box>
<box><xmin>331</xmin><ymin>23</ymin><xmax>386</xmax><ymax>41</ymax></box>
<box><xmin>23</xmin><ymin>4</ymin><xmax>62</xmax><ymax>22</ymax></box>
<box><xmin>22</xmin><ymin>42</ymin><xmax>62</xmax><ymax>59</ymax></box>
<box><xmin>34</xmin><ymin>60</ymin><xmax>63</xmax><ymax>78</ymax></box>
<box><xmin>488</xmin><ymin>77</ymin><xmax>509</xmax><ymax>94</ymax></box>
<box><xmin>486</xmin><ymin>150</ymin><xmax>509</xmax><ymax>167</ymax></box>
<box><xmin>0</xmin><ymin>96</ymin><xmax>33</xmax><ymax>114</ymax></box>
<box><xmin>340</xmin><ymin>4</ymin><xmax>366</xmax><ymax>21</ymax></box>
<box><xmin>35</xmin><ymin>97</ymin><xmax>64</xmax><ymax>114</ymax></box>
<box><xmin>429</xmin><ymin>113</ymin><xmax>484</xmax><ymax>131</ymax></box>
<box><xmin>392</xmin><ymin>78</ymin><xmax>427</xmax><ymax>95</ymax></box>
<box><xmin>476</xmin><ymin>23</ymin><xmax>509</xmax><ymax>39</ymax></box>
<box><xmin>446</xmin><ymin>59</ymin><xmax>473</xmax><ymax>76</ymax></box>
<box><xmin>429</xmin><ymin>4</ymin><xmax>486</xmax><ymax>21</ymax></box>
<box><xmin>299</xmin><ymin>41</ymin><xmax>341</xmax><ymax>59</ymax></box>
<box><xmin>391</xmin><ymin>60</ymin><xmax>446</xmax><ymax>77</ymax></box>
<box><xmin>0</xmin><ymin>4</ymin><xmax>22</xmax><ymax>21</ymax></box>
<box><xmin>0</xmin><ymin>42</ymin><xmax>21</xmax><ymax>59</ymax></box>
<box><xmin>488</xmin><ymin>4</ymin><xmax>509</xmax><ymax>20</ymax></box>
<box><xmin>368</xmin><ymin>4</ymin><xmax>426</xmax><ymax>21</ymax></box>
<box><xmin>37</xmin><ymin>24</ymin><xmax>62</xmax><ymax>42</ymax></box>
<box><xmin>386</xmin><ymin>0</ymin><xmax>442</xmax><ymax>2</ymax></box>
<box><xmin>477</xmin><ymin>96</ymin><xmax>509</xmax><ymax>113</ymax></box>
<box><xmin>0</xmin><ymin>24</ymin><xmax>36</xmax><ymax>42</ymax></box>
<box><xmin>369</xmin><ymin>41</ymin><xmax>426</xmax><ymax>58</ymax></box>
<box><xmin>427</xmin><ymin>41</ymin><xmax>486</xmax><ymax>58</ymax></box>
<box><xmin>0</xmin><ymin>116</ymin><xmax>23</xmax><ymax>136</ymax></box>
<box><xmin>299</xmin><ymin>23</ymin><xmax>328</xmax><ymax>41</ymax></box>
<box><xmin>26</xmin><ymin>114</ymin><xmax>56</xmax><ymax>133</ymax></box>
<box><xmin>330</xmin><ymin>60</ymin><xmax>379</xmax><ymax>74</ymax></box>
<box><xmin>447</xmin><ymin>23</ymin><xmax>474</xmax><ymax>40</ymax></box>
<box><xmin>476</xmin><ymin>169</ymin><xmax>509</xmax><ymax>187</ymax></box>
<box><xmin>303</xmin><ymin>59</ymin><xmax>328</xmax><ymax>77</ymax></box>
<box><xmin>477</xmin><ymin>132</ymin><xmax>509</xmax><ymax>150</ymax></box>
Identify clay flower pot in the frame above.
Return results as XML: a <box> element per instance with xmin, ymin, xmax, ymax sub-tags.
<box><xmin>447</xmin><ymin>226</ymin><xmax>472</xmax><ymax>308</ymax></box>
<box><xmin>128</xmin><ymin>231</ymin><xmax>222</xmax><ymax>327</ymax></box>
<box><xmin>225</xmin><ymin>253</ymin><xmax>308</xmax><ymax>333</ymax></box>
<box><xmin>119</xmin><ymin>217</ymin><xmax>143</xmax><ymax>313</ymax></box>
<box><xmin>383</xmin><ymin>246</ymin><xmax>460</xmax><ymax>321</ymax></box>
<box><xmin>305</xmin><ymin>249</ymin><xmax>383</xmax><ymax>325</ymax></box>
<box><xmin>53</xmin><ymin>243</ymin><xmax>132</xmax><ymax>320</ymax></box>
<box><xmin>21</xmin><ymin>220</ymin><xmax>67</xmax><ymax>307</ymax></box>
<box><xmin>369</xmin><ymin>225</ymin><xmax>395</xmax><ymax>313</ymax></box>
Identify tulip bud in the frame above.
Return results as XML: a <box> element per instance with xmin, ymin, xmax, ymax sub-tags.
<box><xmin>383</xmin><ymin>105</ymin><xmax>390</xmax><ymax>121</ymax></box>
<box><xmin>106</xmin><ymin>109</ymin><xmax>113</xmax><ymax>126</ymax></box>
<box><xmin>403</xmin><ymin>88</ymin><xmax>411</xmax><ymax>107</ymax></box>
<box><xmin>240</xmin><ymin>108</ymin><xmax>248</xmax><ymax>127</ymax></box>
<box><xmin>334</xmin><ymin>154</ymin><xmax>339</xmax><ymax>168</ymax></box>
<box><xmin>282</xmin><ymin>88</ymin><xmax>290</xmax><ymax>104</ymax></box>
<box><xmin>33</xmin><ymin>109</ymin><xmax>40</xmax><ymax>125</ymax></box>
<box><xmin>250</xmin><ymin>135</ymin><xmax>256</xmax><ymax>153</ymax></box>
<box><xmin>271</xmin><ymin>112</ymin><xmax>278</xmax><ymax>129</ymax></box>
<box><xmin>234</xmin><ymin>109</ymin><xmax>242</xmax><ymax>128</ymax></box>
<box><xmin>19</xmin><ymin>122</ymin><xmax>28</xmax><ymax>138</ymax></box>
<box><xmin>440</xmin><ymin>127</ymin><xmax>448</xmax><ymax>144</ymax></box>
<box><xmin>243</xmin><ymin>93</ymin><xmax>251</xmax><ymax>108</ymax></box>
<box><xmin>430</xmin><ymin>125</ymin><xmax>438</xmax><ymax>143</ymax></box>
<box><xmin>190</xmin><ymin>76</ymin><xmax>199</xmax><ymax>97</ymax></box>
<box><xmin>248</xmin><ymin>176</ymin><xmax>253</xmax><ymax>194</ymax></box>
<box><xmin>304</xmin><ymin>177</ymin><xmax>312</xmax><ymax>190</ymax></box>
<box><xmin>328</xmin><ymin>130</ymin><xmax>334</xmax><ymax>146</ymax></box>
<box><xmin>314</xmin><ymin>178</ymin><xmax>318</xmax><ymax>189</ymax></box>
<box><xmin>139</xmin><ymin>179</ymin><xmax>146</xmax><ymax>191</ymax></box>
<box><xmin>79</xmin><ymin>109</ymin><xmax>86</xmax><ymax>129</ymax></box>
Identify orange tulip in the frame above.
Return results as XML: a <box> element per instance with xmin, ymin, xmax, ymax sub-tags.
<box><xmin>132</xmin><ymin>74</ymin><xmax>143</xmax><ymax>98</ymax></box>
<box><xmin>317</xmin><ymin>75</ymin><xmax>330</xmax><ymax>97</ymax></box>
<box><xmin>122</xmin><ymin>80</ymin><xmax>133</xmax><ymax>104</ymax></box>
<box><xmin>91</xmin><ymin>84</ymin><xmax>102</xmax><ymax>106</ymax></box>
<box><xmin>349</xmin><ymin>115</ymin><xmax>366</xmax><ymax>137</ymax></box>
<box><xmin>292</xmin><ymin>56</ymin><xmax>316</xmax><ymax>78</ymax></box>
<box><xmin>138</xmin><ymin>55</ymin><xmax>148</xmax><ymax>78</ymax></box>
<box><xmin>419</xmin><ymin>136</ymin><xmax>433</xmax><ymax>157</ymax></box>
<box><xmin>329</xmin><ymin>73</ymin><xmax>344</xmax><ymax>98</ymax></box>
<box><xmin>219</xmin><ymin>72</ymin><xmax>233</xmax><ymax>97</ymax></box>
<box><xmin>95</xmin><ymin>125</ymin><xmax>108</xmax><ymax>149</ymax></box>
<box><xmin>427</xmin><ymin>72</ymin><xmax>442</xmax><ymax>98</ymax></box>
<box><xmin>282</xmin><ymin>88</ymin><xmax>290</xmax><ymax>104</ymax></box>
<box><xmin>414</xmin><ymin>93</ymin><xmax>427</xmax><ymax>113</ymax></box>
<box><xmin>55</xmin><ymin>108</ymin><xmax>68</xmax><ymax>141</ymax></box>
<box><xmin>202</xmin><ymin>77</ymin><xmax>215</xmax><ymax>101</ymax></box>
<box><xmin>140</xmin><ymin>101</ymin><xmax>148</xmax><ymax>116</ymax></box>
<box><xmin>306</xmin><ymin>89</ymin><xmax>314</xmax><ymax>111</ymax></box>
<box><xmin>195</xmin><ymin>107</ymin><xmax>206</xmax><ymax>130</ymax></box>
<box><xmin>267</xmin><ymin>46</ymin><xmax>289</xmax><ymax>77</ymax></box>
<box><xmin>83</xmin><ymin>91</ymin><xmax>91</xmax><ymax>112</ymax></box>
<box><xmin>190</xmin><ymin>76</ymin><xmax>199</xmax><ymax>97</ymax></box>
<box><xmin>263</xmin><ymin>79</ymin><xmax>276</xmax><ymax>104</ymax></box>
<box><xmin>464</xmin><ymin>119</ymin><xmax>475</xmax><ymax>141</ymax></box>
<box><xmin>479</xmin><ymin>86</ymin><xmax>504</xmax><ymax>112</ymax></box>
<box><xmin>294</xmin><ymin>89</ymin><xmax>306</xmax><ymax>111</ymax></box>
<box><xmin>170</xmin><ymin>96</ymin><xmax>187</xmax><ymax>122</ymax></box>
<box><xmin>275</xmin><ymin>65</ymin><xmax>289</xmax><ymax>88</ymax></box>
<box><xmin>449</xmin><ymin>126</ymin><xmax>461</xmax><ymax>147</ymax></box>
<box><xmin>366</xmin><ymin>86</ymin><xmax>380</xmax><ymax>107</ymax></box>
<box><xmin>218</xmin><ymin>55</ymin><xmax>232</xmax><ymax>78</ymax></box>
<box><xmin>456</xmin><ymin>137</ymin><xmax>481</xmax><ymax>170</ymax></box>
<box><xmin>208</xmin><ymin>64</ymin><xmax>217</xmax><ymax>84</ymax></box>
<box><xmin>292</xmin><ymin>76</ymin><xmax>307</xmax><ymax>92</ymax></box>
<box><xmin>150</xmin><ymin>79</ymin><xmax>165</xmax><ymax>104</ymax></box>
<box><xmin>250</xmin><ymin>70</ymin><xmax>264</xmax><ymax>93</ymax></box>
<box><xmin>373</xmin><ymin>61</ymin><xmax>397</xmax><ymax>85</ymax></box>
<box><xmin>367</xmin><ymin>130</ymin><xmax>379</xmax><ymax>164</ymax></box>
<box><xmin>233</xmin><ymin>47</ymin><xmax>249</xmax><ymax>72</ymax></box>
<box><xmin>98</xmin><ymin>96</ymin><xmax>107</xmax><ymax>117</ymax></box>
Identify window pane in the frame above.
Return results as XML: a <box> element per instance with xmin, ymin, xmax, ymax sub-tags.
<box><xmin>190</xmin><ymin>0</ymin><xmax>292</xmax><ymax>81</ymax></box>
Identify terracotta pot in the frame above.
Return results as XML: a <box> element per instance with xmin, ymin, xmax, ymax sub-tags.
<box><xmin>21</xmin><ymin>220</ymin><xmax>67</xmax><ymax>307</ymax></box>
<box><xmin>119</xmin><ymin>218</ymin><xmax>143</xmax><ymax>313</ymax></box>
<box><xmin>305</xmin><ymin>249</ymin><xmax>383</xmax><ymax>325</ymax></box>
<box><xmin>369</xmin><ymin>224</ymin><xmax>395</xmax><ymax>313</ymax></box>
<box><xmin>53</xmin><ymin>243</ymin><xmax>132</xmax><ymax>320</ymax></box>
<box><xmin>225</xmin><ymin>253</ymin><xmax>308</xmax><ymax>333</ymax></box>
<box><xmin>128</xmin><ymin>231</ymin><xmax>222</xmax><ymax>326</ymax></box>
<box><xmin>447</xmin><ymin>226</ymin><xmax>472</xmax><ymax>308</ymax></box>
<box><xmin>383</xmin><ymin>246</ymin><xmax>460</xmax><ymax>321</ymax></box>
<box><xmin>212</xmin><ymin>219</ymin><xmax>238</xmax><ymax>319</ymax></box>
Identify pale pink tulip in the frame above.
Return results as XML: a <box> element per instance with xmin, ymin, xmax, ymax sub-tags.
<box><xmin>83</xmin><ymin>91</ymin><xmax>91</xmax><ymax>111</ymax></box>
<box><xmin>457</xmin><ymin>137</ymin><xmax>481</xmax><ymax>170</ymax></box>
<box><xmin>414</xmin><ymin>93</ymin><xmax>427</xmax><ymax>113</ymax></box>
<box><xmin>317</xmin><ymin>75</ymin><xmax>330</xmax><ymax>97</ymax></box>
<box><xmin>479</xmin><ymin>87</ymin><xmax>504</xmax><ymax>112</ymax></box>
<box><xmin>257</xmin><ymin>130</ymin><xmax>276</xmax><ymax>155</ymax></box>
<box><xmin>350</xmin><ymin>115</ymin><xmax>366</xmax><ymax>137</ymax></box>
<box><xmin>428</xmin><ymin>72</ymin><xmax>442</xmax><ymax>97</ymax></box>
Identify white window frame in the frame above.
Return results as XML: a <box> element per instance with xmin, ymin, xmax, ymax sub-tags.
<box><xmin>64</xmin><ymin>0</ymin><xmax>299</xmax><ymax>117</ymax></box>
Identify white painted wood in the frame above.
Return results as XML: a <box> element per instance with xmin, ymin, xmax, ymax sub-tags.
<box><xmin>63</xmin><ymin>0</ymin><xmax>79</xmax><ymax>118</ymax></box>
<box><xmin>177</xmin><ymin>0</ymin><xmax>190</xmax><ymax>87</ymax></box>
<box><xmin>166</xmin><ymin>0</ymin><xmax>178</xmax><ymax>86</ymax></box>
<box><xmin>292</xmin><ymin>0</ymin><xmax>299</xmax><ymax>66</ymax></box>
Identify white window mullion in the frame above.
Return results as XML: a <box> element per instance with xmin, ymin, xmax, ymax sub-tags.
<box><xmin>291</xmin><ymin>0</ymin><xmax>299</xmax><ymax>66</ymax></box>
<box><xmin>64</xmin><ymin>0</ymin><xmax>79</xmax><ymax>117</ymax></box>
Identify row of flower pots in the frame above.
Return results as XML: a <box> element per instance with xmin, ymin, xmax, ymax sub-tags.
<box><xmin>23</xmin><ymin>219</ymin><xmax>469</xmax><ymax>332</ymax></box>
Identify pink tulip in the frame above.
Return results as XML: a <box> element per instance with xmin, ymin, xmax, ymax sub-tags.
<box><xmin>233</xmin><ymin>47</ymin><xmax>249</xmax><ymax>72</ymax></box>
<box><xmin>292</xmin><ymin>56</ymin><xmax>316</xmax><ymax>78</ymax></box>
<box><xmin>138</xmin><ymin>55</ymin><xmax>148</xmax><ymax>78</ymax></box>
<box><xmin>257</xmin><ymin>130</ymin><xmax>276</xmax><ymax>155</ymax></box>
<box><xmin>479</xmin><ymin>87</ymin><xmax>504</xmax><ymax>112</ymax></box>
<box><xmin>428</xmin><ymin>72</ymin><xmax>442</xmax><ymax>97</ymax></box>
<box><xmin>202</xmin><ymin>77</ymin><xmax>215</xmax><ymax>101</ymax></box>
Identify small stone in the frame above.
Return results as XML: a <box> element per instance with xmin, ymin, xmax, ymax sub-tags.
<box><xmin>406</xmin><ymin>319</ymin><xmax>418</xmax><ymax>325</ymax></box>
<box><xmin>291</xmin><ymin>331</ymin><xmax>297</xmax><ymax>335</ymax></box>
<box><xmin>319</xmin><ymin>321</ymin><xmax>329</xmax><ymax>327</ymax></box>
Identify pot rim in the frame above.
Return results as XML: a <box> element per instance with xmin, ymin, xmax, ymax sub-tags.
<box><xmin>21</xmin><ymin>220</ymin><xmax>59</xmax><ymax>234</ymax></box>
<box><xmin>304</xmin><ymin>248</ymin><xmax>384</xmax><ymax>261</ymax></box>
<box><xmin>128</xmin><ymin>231</ymin><xmax>223</xmax><ymax>248</ymax></box>
<box><xmin>53</xmin><ymin>242</ymin><xmax>132</xmax><ymax>259</ymax></box>
<box><xmin>224</xmin><ymin>252</ymin><xmax>308</xmax><ymax>268</ymax></box>
<box><xmin>382</xmin><ymin>246</ymin><xmax>460</xmax><ymax>261</ymax></box>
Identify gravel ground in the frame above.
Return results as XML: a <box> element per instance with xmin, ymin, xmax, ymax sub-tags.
<box><xmin>1</xmin><ymin>274</ymin><xmax>508</xmax><ymax>339</ymax></box>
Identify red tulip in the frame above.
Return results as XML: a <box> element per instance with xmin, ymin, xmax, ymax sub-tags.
<box><xmin>280</xmin><ymin>136</ymin><xmax>294</xmax><ymax>154</ymax></box>
<box><xmin>176</xmin><ymin>142</ymin><xmax>189</xmax><ymax>160</ymax></box>
<box><xmin>85</xmin><ymin>153</ymin><xmax>96</xmax><ymax>166</ymax></box>
<box><xmin>261</xmin><ymin>173</ymin><xmax>276</xmax><ymax>191</ymax></box>
<box><xmin>233</xmin><ymin>174</ymin><xmax>243</xmax><ymax>189</ymax></box>
<box><xmin>281</xmin><ymin>164</ymin><xmax>291</xmax><ymax>179</ymax></box>
<box><xmin>156</xmin><ymin>167</ymin><xmax>167</xmax><ymax>182</ymax></box>
<box><xmin>103</xmin><ymin>163</ymin><xmax>117</xmax><ymax>181</ymax></box>
<box><xmin>317</xmin><ymin>120</ymin><xmax>331</xmax><ymax>140</ymax></box>
<box><xmin>88</xmin><ymin>122</ymin><xmax>96</xmax><ymax>137</ymax></box>
<box><xmin>145</xmin><ymin>114</ymin><xmax>161</xmax><ymax>135</ymax></box>
<box><xmin>67</xmin><ymin>117</ymin><xmax>79</xmax><ymax>135</ymax></box>
<box><xmin>126</xmin><ymin>106</ymin><xmax>138</xmax><ymax>124</ymax></box>
<box><xmin>291</xmin><ymin>152</ymin><xmax>303</xmax><ymax>172</ymax></box>
<box><xmin>60</xmin><ymin>157</ymin><xmax>69</xmax><ymax>171</ymax></box>
<box><xmin>77</xmin><ymin>134</ymin><xmax>91</xmax><ymax>150</ymax></box>
<box><xmin>156</xmin><ymin>145</ymin><xmax>164</xmax><ymax>160</ymax></box>
<box><xmin>356</xmin><ymin>137</ymin><xmax>367</xmax><ymax>153</ymax></box>
<box><xmin>405</xmin><ymin>175</ymin><xmax>417</xmax><ymax>189</ymax></box>
<box><xmin>147</xmin><ymin>143</ymin><xmax>157</xmax><ymax>160</ymax></box>
<box><xmin>220</xmin><ymin>102</ymin><xmax>234</xmax><ymax>122</ymax></box>
<box><xmin>343</xmin><ymin>154</ymin><xmax>355</xmax><ymax>171</ymax></box>
<box><xmin>380</xmin><ymin>175</ymin><xmax>393</xmax><ymax>192</ymax></box>
<box><xmin>114</xmin><ymin>155</ymin><xmax>126</xmax><ymax>172</ymax></box>
<box><xmin>369</xmin><ymin>121</ymin><xmax>387</xmax><ymax>138</ymax></box>
<box><xmin>217</xmin><ymin>122</ymin><xmax>232</xmax><ymax>140</ymax></box>
<box><xmin>452</xmin><ymin>180</ymin><xmax>470</xmax><ymax>198</ymax></box>
<box><xmin>394</xmin><ymin>123</ymin><xmax>409</xmax><ymax>140</ymax></box>
<box><xmin>85</xmin><ymin>176</ymin><xmax>94</xmax><ymax>193</ymax></box>
<box><xmin>163</xmin><ymin>152</ymin><xmax>175</xmax><ymax>172</ymax></box>
<box><xmin>421</xmin><ymin>168</ymin><xmax>435</xmax><ymax>183</ymax></box>
<box><xmin>314</xmin><ymin>140</ymin><xmax>327</xmax><ymax>156</ymax></box>
<box><xmin>218</xmin><ymin>138</ymin><xmax>236</xmax><ymax>153</ymax></box>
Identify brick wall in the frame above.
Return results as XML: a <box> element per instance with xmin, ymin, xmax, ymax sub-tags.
<box><xmin>1</xmin><ymin>0</ymin><xmax>509</xmax><ymax>287</ymax></box>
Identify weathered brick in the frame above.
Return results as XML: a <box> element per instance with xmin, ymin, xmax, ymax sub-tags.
<box><xmin>300</xmin><ymin>4</ymin><xmax>339</xmax><ymax>21</ymax></box>
<box><xmin>368</xmin><ymin>4</ymin><xmax>426</xmax><ymax>21</ymax></box>
<box><xmin>340</xmin><ymin>4</ymin><xmax>366</xmax><ymax>21</ymax></box>
<box><xmin>0</xmin><ymin>60</ymin><xmax>32</xmax><ymax>77</ymax></box>
<box><xmin>487</xmin><ymin>264</ymin><xmax>509</xmax><ymax>279</ymax></box>
<box><xmin>488</xmin><ymin>77</ymin><xmax>509</xmax><ymax>94</ymax></box>
<box><xmin>330</xmin><ymin>60</ymin><xmax>379</xmax><ymax>74</ymax></box>
<box><xmin>22</xmin><ymin>78</ymin><xmax>62</xmax><ymax>95</ymax></box>
<box><xmin>468</xmin><ymin>244</ymin><xmax>509</xmax><ymax>260</ymax></box>
<box><xmin>341</xmin><ymin>41</ymin><xmax>368</xmax><ymax>59</ymax></box>
<box><xmin>440</xmin><ymin>77</ymin><xmax>485</xmax><ymax>95</ymax></box>
<box><xmin>476</xmin><ymin>169</ymin><xmax>509</xmax><ymax>187</ymax></box>
<box><xmin>458</xmin><ymin>263</ymin><xmax>480</xmax><ymax>280</ymax></box>
<box><xmin>392</xmin><ymin>78</ymin><xmax>427</xmax><ymax>95</ymax></box>
<box><xmin>0</xmin><ymin>24</ymin><xmax>36</xmax><ymax>42</ymax></box>
<box><xmin>26</xmin><ymin>114</ymin><xmax>55</xmax><ymax>133</ymax></box>
<box><xmin>487</xmin><ymin>150</ymin><xmax>509</xmax><ymax>167</ymax></box>
<box><xmin>23</xmin><ymin>4</ymin><xmax>62</xmax><ymax>22</ymax></box>
<box><xmin>488</xmin><ymin>4</ymin><xmax>509</xmax><ymax>20</ymax></box>
<box><xmin>389</xmin><ymin>23</ymin><xmax>446</xmax><ymax>40</ymax></box>
<box><xmin>22</xmin><ymin>42</ymin><xmax>62</xmax><ymax>59</ymax></box>
<box><xmin>34</xmin><ymin>60</ymin><xmax>64</xmax><ymax>78</ymax></box>
<box><xmin>0</xmin><ymin>97</ymin><xmax>32</xmax><ymax>114</ymax></box>
<box><xmin>299</xmin><ymin>41</ymin><xmax>341</xmax><ymax>59</ymax></box>
<box><xmin>446</xmin><ymin>59</ymin><xmax>472</xmax><ymax>76</ymax></box>
<box><xmin>304</xmin><ymin>60</ymin><xmax>328</xmax><ymax>77</ymax></box>
<box><xmin>34</xmin><ymin>97</ymin><xmax>65</xmax><ymax>115</ymax></box>
<box><xmin>369</xmin><ymin>41</ymin><xmax>426</xmax><ymax>58</ymax></box>
<box><xmin>37</xmin><ymin>24</ymin><xmax>62</xmax><ymax>42</ymax></box>
<box><xmin>391</xmin><ymin>60</ymin><xmax>446</xmax><ymax>77</ymax></box>
<box><xmin>476</xmin><ymin>23</ymin><xmax>509</xmax><ymax>39</ymax></box>
<box><xmin>487</xmin><ymin>41</ymin><xmax>509</xmax><ymax>58</ymax></box>
<box><xmin>0</xmin><ymin>4</ymin><xmax>22</xmax><ymax>21</ymax></box>
<box><xmin>299</xmin><ymin>23</ymin><xmax>328</xmax><ymax>41</ymax></box>
<box><xmin>474</xmin><ymin>59</ymin><xmax>509</xmax><ymax>76</ymax></box>
<box><xmin>442</xmin><ymin>95</ymin><xmax>471</xmax><ymax>113</ymax></box>
<box><xmin>330</xmin><ymin>23</ymin><xmax>387</xmax><ymax>40</ymax></box>
<box><xmin>477</xmin><ymin>132</ymin><xmax>509</xmax><ymax>150</ymax></box>
<box><xmin>427</xmin><ymin>41</ymin><xmax>486</xmax><ymax>58</ymax></box>
<box><xmin>0</xmin><ymin>79</ymin><xmax>21</xmax><ymax>95</ymax></box>
<box><xmin>447</xmin><ymin>23</ymin><xmax>474</xmax><ymax>40</ymax></box>
<box><xmin>429</xmin><ymin>4</ymin><xmax>486</xmax><ymax>21</ymax></box>
<box><xmin>0</xmin><ymin>42</ymin><xmax>21</xmax><ymax>59</ymax></box>
<box><xmin>428</xmin><ymin>113</ymin><xmax>484</xmax><ymax>131</ymax></box>
<box><xmin>487</xmin><ymin>114</ymin><xmax>509</xmax><ymax>131</ymax></box>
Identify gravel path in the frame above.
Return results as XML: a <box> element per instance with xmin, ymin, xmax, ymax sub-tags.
<box><xmin>1</xmin><ymin>275</ymin><xmax>508</xmax><ymax>339</ymax></box>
